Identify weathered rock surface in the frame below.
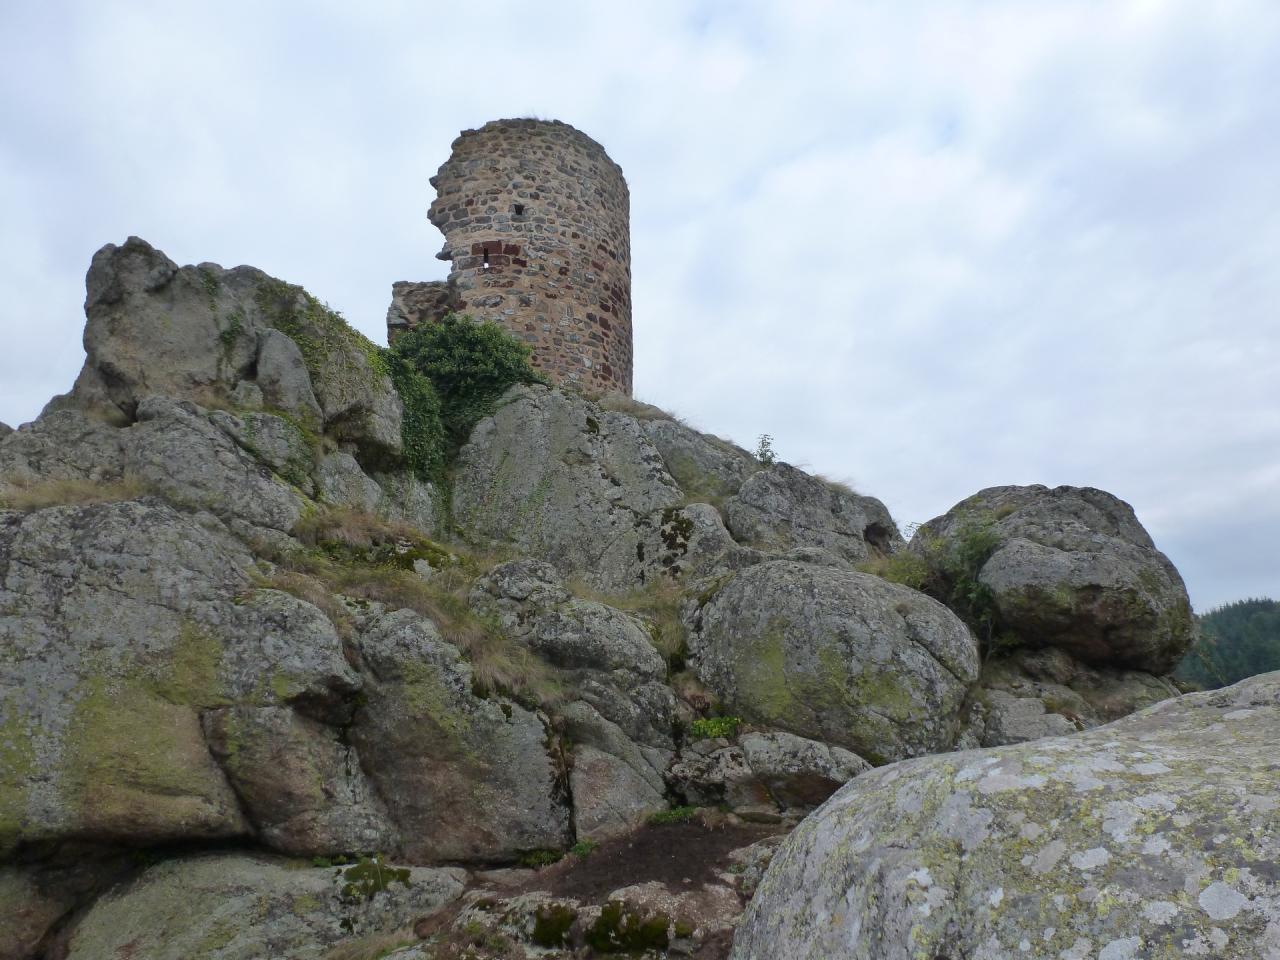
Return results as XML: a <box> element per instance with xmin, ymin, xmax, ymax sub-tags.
<box><xmin>669</xmin><ymin>730</ymin><xmax>871</xmax><ymax>820</ymax></box>
<box><xmin>203</xmin><ymin>705</ymin><xmax>394</xmax><ymax>857</ymax></box>
<box><xmin>912</xmin><ymin>484</ymin><xmax>1194</xmax><ymax>672</ymax></box>
<box><xmin>966</xmin><ymin>646</ymin><xmax>1181</xmax><ymax>747</ymax></box>
<box><xmin>470</xmin><ymin>561</ymin><xmax>674</xmax><ymax>840</ymax></box>
<box><xmin>453</xmin><ymin>386</ymin><xmax>747</xmax><ymax>589</ymax></box>
<box><xmin>641</xmin><ymin>416</ymin><xmax>759</xmax><ymax>503</ymax></box>
<box><xmin>689</xmin><ymin>560</ymin><xmax>979</xmax><ymax>764</ymax></box>
<box><xmin>734</xmin><ymin>671</ymin><xmax>1280</xmax><ymax>960</ymax></box>
<box><xmin>0</xmin><ymin>500</ymin><xmax>356</xmax><ymax>854</ymax></box>
<box><xmin>54</xmin><ymin>236</ymin><xmax>403</xmax><ymax>466</ymax></box>
<box><xmin>1</xmin><ymin>858</ymin><xmax>127</xmax><ymax>960</ymax></box>
<box><xmin>349</xmin><ymin>610</ymin><xmax>570</xmax><ymax>862</ymax></box>
<box><xmin>724</xmin><ymin>462</ymin><xmax>902</xmax><ymax>563</ymax></box>
<box><xmin>60</xmin><ymin>853</ymin><xmax>466</xmax><ymax>960</ymax></box>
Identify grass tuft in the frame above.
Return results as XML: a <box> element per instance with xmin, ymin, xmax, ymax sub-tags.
<box><xmin>0</xmin><ymin>475</ymin><xmax>150</xmax><ymax>511</ymax></box>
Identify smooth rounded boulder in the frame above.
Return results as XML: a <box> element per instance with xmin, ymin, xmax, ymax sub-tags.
<box><xmin>733</xmin><ymin>671</ymin><xmax>1280</xmax><ymax>960</ymax></box>
<box><xmin>910</xmin><ymin>484</ymin><xmax>1194</xmax><ymax>673</ymax></box>
<box><xmin>688</xmin><ymin>560</ymin><xmax>979</xmax><ymax>764</ymax></box>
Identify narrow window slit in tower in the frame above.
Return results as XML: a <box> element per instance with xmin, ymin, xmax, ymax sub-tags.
<box><xmin>513</xmin><ymin>203</ymin><xmax>525</xmax><ymax>216</ymax></box>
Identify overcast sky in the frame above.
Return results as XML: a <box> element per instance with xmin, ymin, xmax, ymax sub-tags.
<box><xmin>2</xmin><ymin>1</ymin><xmax>1277</xmax><ymax>610</ymax></box>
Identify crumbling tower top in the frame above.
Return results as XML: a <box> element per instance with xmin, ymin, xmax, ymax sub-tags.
<box><xmin>388</xmin><ymin>119</ymin><xmax>633</xmax><ymax>395</ymax></box>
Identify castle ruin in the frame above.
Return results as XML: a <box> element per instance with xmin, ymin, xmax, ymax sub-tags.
<box><xmin>388</xmin><ymin>119</ymin><xmax>633</xmax><ymax>395</ymax></box>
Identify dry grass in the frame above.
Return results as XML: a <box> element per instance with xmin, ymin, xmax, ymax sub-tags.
<box><xmin>293</xmin><ymin>505</ymin><xmax>423</xmax><ymax>550</ymax></box>
<box><xmin>0</xmin><ymin>475</ymin><xmax>150</xmax><ymax>511</ymax></box>
<box><xmin>813</xmin><ymin>473</ymin><xmax>859</xmax><ymax>497</ymax></box>
<box><xmin>592</xmin><ymin>391</ymin><xmax>677</xmax><ymax>422</ymax></box>
<box><xmin>856</xmin><ymin>549</ymin><xmax>931</xmax><ymax>591</ymax></box>
<box><xmin>272</xmin><ymin>509</ymin><xmax>562</xmax><ymax>708</ymax></box>
<box><xmin>321</xmin><ymin>929</ymin><xmax>418</xmax><ymax>960</ymax></box>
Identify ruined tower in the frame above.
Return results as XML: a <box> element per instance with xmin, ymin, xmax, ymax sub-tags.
<box><xmin>388</xmin><ymin>119</ymin><xmax>633</xmax><ymax>395</ymax></box>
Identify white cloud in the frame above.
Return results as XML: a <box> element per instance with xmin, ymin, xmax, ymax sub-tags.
<box><xmin>1</xmin><ymin>0</ymin><xmax>1277</xmax><ymax>608</ymax></box>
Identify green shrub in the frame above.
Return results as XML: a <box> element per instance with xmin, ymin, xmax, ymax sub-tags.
<box><xmin>382</xmin><ymin>351</ymin><xmax>445</xmax><ymax>482</ymax></box>
<box><xmin>688</xmin><ymin>716</ymin><xmax>740</xmax><ymax>740</ymax></box>
<box><xmin>390</xmin><ymin>313</ymin><xmax>545</xmax><ymax>455</ymax></box>
<box><xmin>754</xmin><ymin>434</ymin><xmax>776</xmax><ymax>465</ymax></box>
<box><xmin>337</xmin><ymin>853</ymin><xmax>410</xmax><ymax>903</ymax></box>
<box><xmin>909</xmin><ymin>517</ymin><xmax>1009</xmax><ymax>656</ymax></box>
<box><xmin>569</xmin><ymin>839</ymin><xmax>598</xmax><ymax>858</ymax></box>
<box><xmin>517</xmin><ymin>848</ymin><xmax>563</xmax><ymax>868</ymax></box>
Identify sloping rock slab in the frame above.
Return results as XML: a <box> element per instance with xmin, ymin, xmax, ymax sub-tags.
<box><xmin>454</xmin><ymin>385</ymin><xmax>748</xmax><ymax>590</ymax></box>
<box><xmin>733</xmin><ymin>672</ymin><xmax>1280</xmax><ymax>960</ymax></box>
<box><xmin>60</xmin><ymin>853</ymin><xmax>465</xmax><ymax>960</ymax></box>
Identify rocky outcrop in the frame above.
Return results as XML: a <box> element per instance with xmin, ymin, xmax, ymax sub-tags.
<box><xmin>0</xmin><ymin>236</ymin><xmax>1227</xmax><ymax>959</ymax></box>
<box><xmin>734</xmin><ymin>671</ymin><xmax>1280</xmax><ymax>960</ymax></box>
<box><xmin>59</xmin><ymin>854</ymin><xmax>465</xmax><ymax>960</ymax></box>
<box><xmin>0</xmin><ymin>499</ymin><xmax>359</xmax><ymax>856</ymax></box>
<box><xmin>452</xmin><ymin>386</ymin><xmax>750</xmax><ymax>589</ymax></box>
<box><xmin>641</xmin><ymin>417</ymin><xmax>759</xmax><ymax>504</ymax></box>
<box><xmin>56</xmin><ymin>236</ymin><xmax>403</xmax><ymax>465</ymax></box>
<box><xmin>470</xmin><ymin>560</ymin><xmax>674</xmax><ymax>840</ymax></box>
<box><xmin>910</xmin><ymin>484</ymin><xmax>1195</xmax><ymax>672</ymax></box>
<box><xmin>688</xmin><ymin>560</ymin><xmax>980</xmax><ymax>764</ymax></box>
<box><xmin>349</xmin><ymin>610</ymin><xmax>571</xmax><ymax>862</ymax></box>
<box><xmin>724</xmin><ymin>463</ymin><xmax>902</xmax><ymax>563</ymax></box>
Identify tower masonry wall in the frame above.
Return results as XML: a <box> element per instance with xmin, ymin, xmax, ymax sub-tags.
<box><xmin>406</xmin><ymin>119</ymin><xmax>633</xmax><ymax>395</ymax></box>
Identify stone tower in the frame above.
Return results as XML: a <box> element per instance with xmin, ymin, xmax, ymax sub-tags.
<box><xmin>388</xmin><ymin>119</ymin><xmax>633</xmax><ymax>395</ymax></box>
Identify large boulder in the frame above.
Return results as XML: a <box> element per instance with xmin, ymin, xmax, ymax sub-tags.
<box><xmin>348</xmin><ymin>610</ymin><xmax>571</xmax><ymax>863</ymax></box>
<box><xmin>0</xmin><ymin>500</ymin><xmax>361</xmax><ymax>856</ymax></box>
<box><xmin>724</xmin><ymin>463</ymin><xmax>903</xmax><ymax>563</ymax></box>
<box><xmin>452</xmin><ymin>386</ymin><xmax>746</xmax><ymax>590</ymax></box>
<box><xmin>688</xmin><ymin>560</ymin><xmax>979</xmax><ymax>764</ymax></box>
<box><xmin>733</xmin><ymin>672</ymin><xmax>1280</xmax><ymax>960</ymax></box>
<box><xmin>910</xmin><ymin>485</ymin><xmax>1194</xmax><ymax>672</ymax></box>
<box><xmin>58</xmin><ymin>853</ymin><xmax>465</xmax><ymax>960</ymax></box>
<box><xmin>54</xmin><ymin>236</ymin><xmax>402</xmax><ymax>465</ymax></box>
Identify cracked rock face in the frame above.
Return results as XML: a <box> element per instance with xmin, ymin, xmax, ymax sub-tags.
<box><xmin>724</xmin><ymin>462</ymin><xmax>903</xmax><ymax>563</ymax></box>
<box><xmin>451</xmin><ymin>385</ymin><xmax>686</xmax><ymax>590</ymax></box>
<box><xmin>688</xmin><ymin>560</ymin><xmax>980</xmax><ymax>765</ymax></box>
<box><xmin>733</xmin><ymin>671</ymin><xmax>1280</xmax><ymax>960</ymax></box>
<box><xmin>911</xmin><ymin>484</ymin><xmax>1195</xmax><ymax>673</ymax></box>
<box><xmin>349</xmin><ymin>609</ymin><xmax>571</xmax><ymax>862</ymax></box>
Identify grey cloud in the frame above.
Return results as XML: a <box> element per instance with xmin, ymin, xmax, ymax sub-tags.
<box><xmin>1</xmin><ymin>0</ymin><xmax>1277</xmax><ymax>609</ymax></box>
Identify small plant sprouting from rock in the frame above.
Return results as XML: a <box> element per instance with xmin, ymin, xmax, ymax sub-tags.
<box><xmin>688</xmin><ymin>715</ymin><xmax>741</xmax><ymax>740</ymax></box>
<box><xmin>337</xmin><ymin>853</ymin><xmax>411</xmax><ymax>904</ymax></box>
<box><xmin>648</xmin><ymin>805</ymin><xmax>701</xmax><ymax>825</ymax></box>
<box><xmin>517</xmin><ymin>848</ymin><xmax>563</xmax><ymax>869</ymax></box>
<box><xmin>569</xmin><ymin>839</ymin><xmax>598</xmax><ymax>858</ymax></box>
<box><xmin>754</xmin><ymin>433</ymin><xmax>776</xmax><ymax>466</ymax></box>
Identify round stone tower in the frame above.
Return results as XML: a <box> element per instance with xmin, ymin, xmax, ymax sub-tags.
<box><xmin>426</xmin><ymin>119</ymin><xmax>632</xmax><ymax>395</ymax></box>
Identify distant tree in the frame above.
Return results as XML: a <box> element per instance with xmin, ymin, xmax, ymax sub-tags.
<box><xmin>1175</xmin><ymin>598</ymin><xmax>1280</xmax><ymax>689</ymax></box>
